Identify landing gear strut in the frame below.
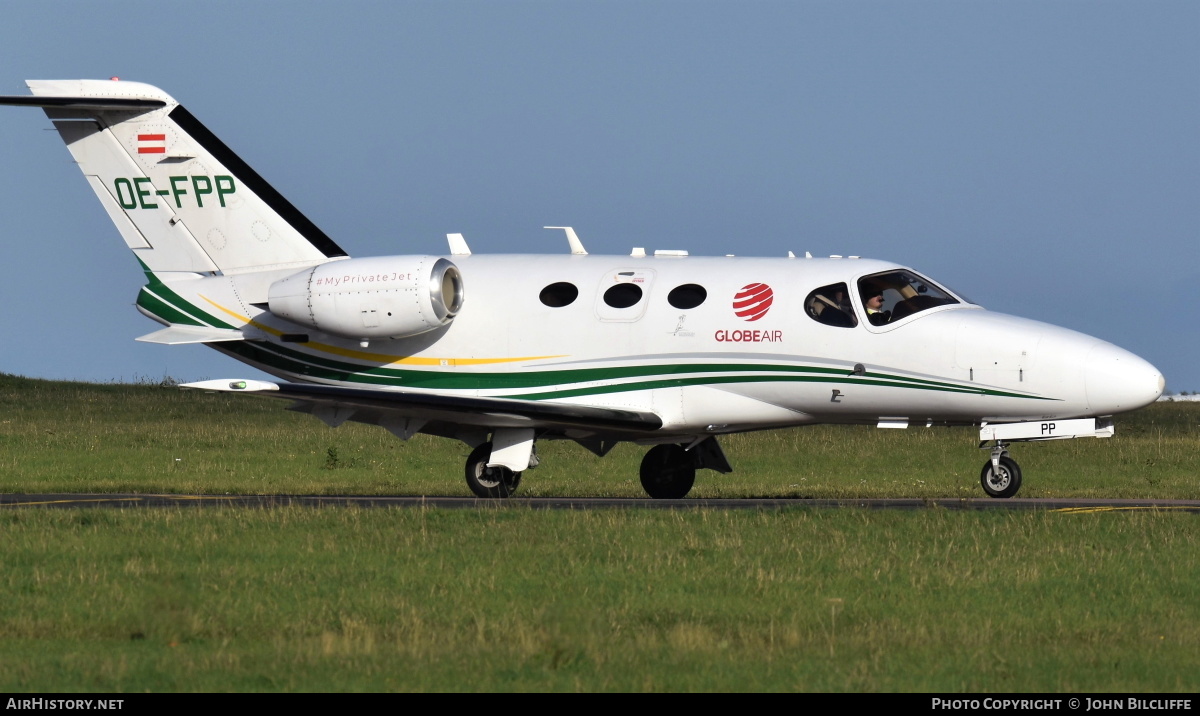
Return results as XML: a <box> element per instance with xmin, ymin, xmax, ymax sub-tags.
<box><xmin>980</xmin><ymin>444</ymin><xmax>1022</xmax><ymax>498</ymax></box>
<box><xmin>976</xmin><ymin>418</ymin><xmax>1115</xmax><ymax>499</ymax></box>
<box><xmin>465</xmin><ymin>441</ymin><xmax>522</xmax><ymax>498</ymax></box>
<box><xmin>639</xmin><ymin>444</ymin><xmax>696</xmax><ymax>499</ymax></box>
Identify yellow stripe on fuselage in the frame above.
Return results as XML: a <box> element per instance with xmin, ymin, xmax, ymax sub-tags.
<box><xmin>198</xmin><ymin>295</ymin><xmax>563</xmax><ymax>367</ymax></box>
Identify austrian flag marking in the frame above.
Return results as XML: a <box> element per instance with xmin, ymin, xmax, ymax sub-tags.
<box><xmin>137</xmin><ymin>133</ymin><xmax>166</xmax><ymax>154</ymax></box>
<box><xmin>733</xmin><ymin>283</ymin><xmax>773</xmax><ymax>322</ymax></box>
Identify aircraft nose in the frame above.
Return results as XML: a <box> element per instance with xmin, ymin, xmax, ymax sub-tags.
<box><xmin>1084</xmin><ymin>342</ymin><xmax>1164</xmax><ymax>414</ymax></box>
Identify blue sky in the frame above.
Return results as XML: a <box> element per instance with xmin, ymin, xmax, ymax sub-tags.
<box><xmin>1</xmin><ymin>1</ymin><xmax>1197</xmax><ymax>389</ymax></box>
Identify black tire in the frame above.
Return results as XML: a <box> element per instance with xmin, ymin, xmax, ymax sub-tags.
<box><xmin>639</xmin><ymin>444</ymin><xmax>696</xmax><ymax>499</ymax></box>
<box><xmin>980</xmin><ymin>455</ymin><xmax>1022</xmax><ymax>498</ymax></box>
<box><xmin>465</xmin><ymin>442</ymin><xmax>521</xmax><ymax>498</ymax></box>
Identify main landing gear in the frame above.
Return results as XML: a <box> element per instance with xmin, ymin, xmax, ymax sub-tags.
<box><xmin>638</xmin><ymin>438</ymin><xmax>732</xmax><ymax>499</ymax></box>
<box><xmin>638</xmin><ymin>436</ymin><xmax>729</xmax><ymax>496</ymax></box>
<box><xmin>639</xmin><ymin>444</ymin><xmax>696</xmax><ymax>499</ymax></box>
<box><xmin>465</xmin><ymin>441</ymin><xmax>522</xmax><ymax>498</ymax></box>
<box><xmin>462</xmin><ymin>436</ymin><xmax>732</xmax><ymax>499</ymax></box>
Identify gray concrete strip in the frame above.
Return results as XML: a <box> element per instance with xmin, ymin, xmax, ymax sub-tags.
<box><xmin>2</xmin><ymin>494</ymin><xmax>1199</xmax><ymax>512</ymax></box>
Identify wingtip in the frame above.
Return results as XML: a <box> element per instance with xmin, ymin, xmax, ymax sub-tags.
<box><xmin>179</xmin><ymin>379</ymin><xmax>280</xmax><ymax>393</ymax></box>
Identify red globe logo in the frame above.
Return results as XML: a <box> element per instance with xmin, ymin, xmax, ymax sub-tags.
<box><xmin>733</xmin><ymin>283</ymin><xmax>773</xmax><ymax>322</ymax></box>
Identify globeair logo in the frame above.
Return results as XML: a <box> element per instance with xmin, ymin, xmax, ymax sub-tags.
<box><xmin>733</xmin><ymin>283</ymin><xmax>773</xmax><ymax>322</ymax></box>
<box><xmin>715</xmin><ymin>283</ymin><xmax>783</xmax><ymax>343</ymax></box>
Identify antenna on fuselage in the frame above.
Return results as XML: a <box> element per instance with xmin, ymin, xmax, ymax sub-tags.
<box><xmin>544</xmin><ymin>226</ymin><xmax>587</xmax><ymax>255</ymax></box>
<box><xmin>447</xmin><ymin>233</ymin><xmax>471</xmax><ymax>256</ymax></box>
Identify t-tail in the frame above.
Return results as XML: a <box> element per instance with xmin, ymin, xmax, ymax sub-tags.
<box><xmin>0</xmin><ymin>79</ymin><xmax>348</xmax><ymax>275</ymax></box>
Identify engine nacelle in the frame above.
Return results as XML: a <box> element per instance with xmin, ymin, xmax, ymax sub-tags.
<box><xmin>267</xmin><ymin>256</ymin><xmax>464</xmax><ymax>340</ymax></box>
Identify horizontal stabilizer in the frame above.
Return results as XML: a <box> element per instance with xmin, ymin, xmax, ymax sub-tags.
<box><xmin>136</xmin><ymin>325</ymin><xmax>248</xmax><ymax>345</ymax></box>
<box><xmin>0</xmin><ymin>96</ymin><xmax>165</xmax><ymax>110</ymax></box>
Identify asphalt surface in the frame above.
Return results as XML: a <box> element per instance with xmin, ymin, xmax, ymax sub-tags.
<box><xmin>2</xmin><ymin>494</ymin><xmax>1199</xmax><ymax>512</ymax></box>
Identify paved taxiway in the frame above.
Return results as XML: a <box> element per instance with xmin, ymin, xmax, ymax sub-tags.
<box><xmin>2</xmin><ymin>494</ymin><xmax>1199</xmax><ymax>513</ymax></box>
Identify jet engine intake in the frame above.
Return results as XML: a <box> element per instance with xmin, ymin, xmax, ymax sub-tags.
<box><xmin>267</xmin><ymin>256</ymin><xmax>464</xmax><ymax>340</ymax></box>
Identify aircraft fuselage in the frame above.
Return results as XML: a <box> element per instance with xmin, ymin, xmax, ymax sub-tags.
<box><xmin>144</xmin><ymin>253</ymin><xmax>1162</xmax><ymax>440</ymax></box>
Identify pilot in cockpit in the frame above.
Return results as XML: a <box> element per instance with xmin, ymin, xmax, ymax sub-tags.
<box><xmin>862</xmin><ymin>283</ymin><xmax>891</xmax><ymax>325</ymax></box>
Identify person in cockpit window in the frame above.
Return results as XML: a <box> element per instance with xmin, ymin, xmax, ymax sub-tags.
<box><xmin>862</xmin><ymin>284</ymin><xmax>891</xmax><ymax>325</ymax></box>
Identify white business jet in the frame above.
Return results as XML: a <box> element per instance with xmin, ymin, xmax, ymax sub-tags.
<box><xmin>0</xmin><ymin>80</ymin><xmax>1165</xmax><ymax>499</ymax></box>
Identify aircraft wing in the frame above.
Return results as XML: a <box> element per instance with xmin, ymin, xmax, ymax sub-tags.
<box><xmin>180</xmin><ymin>379</ymin><xmax>664</xmax><ymax>436</ymax></box>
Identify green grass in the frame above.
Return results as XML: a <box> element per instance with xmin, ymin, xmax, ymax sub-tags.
<box><xmin>1</xmin><ymin>373</ymin><xmax>1197</xmax><ymax>498</ymax></box>
<box><xmin>1</xmin><ymin>374</ymin><xmax>1198</xmax><ymax>692</ymax></box>
<box><xmin>1</xmin><ymin>508</ymin><xmax>1197</xmax><ymax>692</ymax></box>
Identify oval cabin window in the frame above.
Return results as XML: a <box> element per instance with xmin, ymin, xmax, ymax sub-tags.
<box><xmin>539</xmin><ymin>282</ymin><xmax>579</xmax><ymax>307</ymax></box>
<box><xmin>667</xmin><ymin>284</ymin><xmax>707</xmax><ymax>309</ymax></box>
<box><xmin>603</xmin><ymin>283</ymin><xmax>643</xmax><ymax>309</ymax></box>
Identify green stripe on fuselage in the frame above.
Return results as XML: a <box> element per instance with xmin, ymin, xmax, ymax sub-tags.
<box><xmin>136</xmin><ymin>287</ymin><xmax>203</xmax><ymax>326</ymax></box>
<box><xmin>216</xmin><ymin>340</ymin><xmax>1049</xmax><ymax>402</ymax></box>
<box><xmin>136</xmin><ymin>260</ymin><xmax>234</xmax><ymax>330</ymax></box>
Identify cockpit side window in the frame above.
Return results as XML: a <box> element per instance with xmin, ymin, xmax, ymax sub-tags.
<box><xmin>804</xmin><ymin>282</ymin><xmax>858</xmax><ymax>328</ymax></box>
<box><xmin>857</xmin><ymin>270</ymin><xmax>959</xmax><ymax>325</ymax></box>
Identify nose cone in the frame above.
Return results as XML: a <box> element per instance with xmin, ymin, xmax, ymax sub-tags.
<box><xmin>1085</xmin><ymin>342</ymin><xmax>1164</xmax><ymax>414</ymax></box>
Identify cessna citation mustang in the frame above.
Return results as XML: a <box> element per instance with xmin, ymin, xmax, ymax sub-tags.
<box><xmin>0</xmin><ymin>80</ymin><xmax>1165</xmax><ymax>499</ymax></box>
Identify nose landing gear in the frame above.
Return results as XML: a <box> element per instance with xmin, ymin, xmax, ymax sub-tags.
<box><xmin>976</xmin><ymin>418</ymin><xmax>1114</xmax><ymax>499</ymax></box>
<box><xmin>980</xmin><ymin>445</ymin><xmax>1022</xmax><ymax>498</ymax></box>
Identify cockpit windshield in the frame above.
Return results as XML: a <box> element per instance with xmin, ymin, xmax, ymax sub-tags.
<box><xmin>857</xmin><ymin>270</ymin><xmax>959</xmax><ymax>326</ymax></box>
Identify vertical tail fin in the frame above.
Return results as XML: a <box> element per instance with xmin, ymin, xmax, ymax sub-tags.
<box><xmin>1</xmin><ymin>79</ymin><xmax>348</xmax><ymax>274</ymax></box>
